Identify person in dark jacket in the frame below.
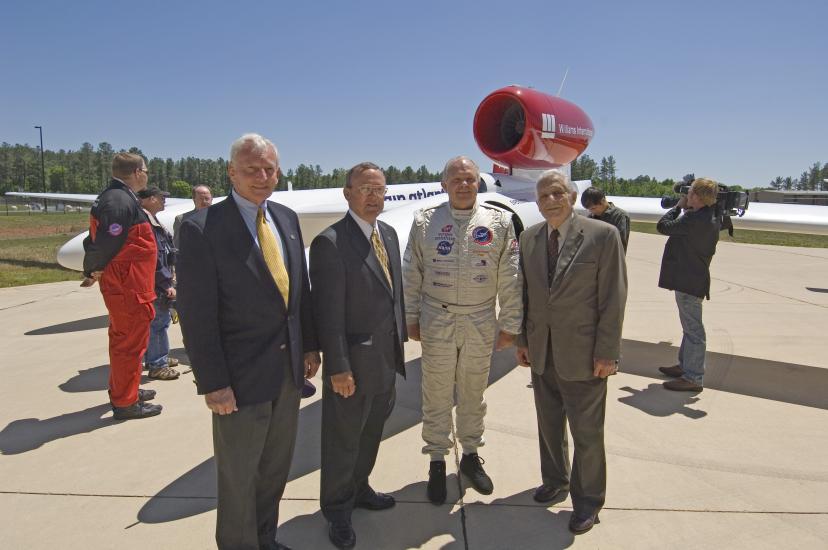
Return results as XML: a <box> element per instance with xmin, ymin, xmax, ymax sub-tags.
<box><xmin>137</xmin><ymin>186</ymin><xmax>181</xmax><ymax>381</ymax></box>
<box><xmin>82</xmin><ymin>153</ymin><xmax>161</xmax><ymax>419</ymax></box>
<box><xmin>656</xmin><ymin>177</ymin><xmax>720</xmax><ymax>392</ymax></box>
<box><xmin>580</xmin><ymin>187</ymin><xmax>630</xmax><ymax>252</ymax></box>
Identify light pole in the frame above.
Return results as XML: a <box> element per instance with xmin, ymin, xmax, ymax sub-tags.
<box><xmin>34</xmin><ymin>125</ymin><xmax>46</xmax><ymax>211</ymax></box>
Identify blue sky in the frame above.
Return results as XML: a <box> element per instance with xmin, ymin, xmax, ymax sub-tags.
<box><xmin>2</xmin><ymin>0</ymin><xmax>826</xmax><ymax>188</ymax></box>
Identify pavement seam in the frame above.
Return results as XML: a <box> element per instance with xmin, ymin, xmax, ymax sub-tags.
<box><xmin>450</xmin><ymin>420</ymin><xmax>471</xmax><ymax>550</ymax></box>
<box><xmin>3</xmin><ymin>492</ymin><xmax>827</xmax><ymax>516</ymax></box>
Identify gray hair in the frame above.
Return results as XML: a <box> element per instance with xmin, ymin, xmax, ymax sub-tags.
<box><xmin>535</xmin><ymin>169</ymin><xmax>577</xmax><ymax>196</ymax></box>
<box><xmin>230</xmin><ymin>133</ymin><xmax>278</xmax><ymax>163</ymax></box>
<box><xmin>441</xmin><ymin>156</ymin><xmax>480</xmax><ymax>183</ymax></box>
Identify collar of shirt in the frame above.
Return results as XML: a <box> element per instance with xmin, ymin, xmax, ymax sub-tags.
<box><xmin>348</xmin><ymin>209</ymin><xmax>381</xmax><ymax>243</ymax></box>
<box><xmin>547</xmin><ymin>212</ymin><xmax>575</xmax><ymax>252</ymax></box>
<box><xmin>232</xmin><ymin>189</ymin><xmax>285</xmax><ymax>255</ymax></box>
<box><xmin>450</xmin><ymin>201</ymin><xmax>477</xmax><ymax>221</ymax></box>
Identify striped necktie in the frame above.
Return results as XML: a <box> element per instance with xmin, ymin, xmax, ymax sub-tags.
<box><xmin>547</xmin><ymin>228</ymin><xmax>559</xmax><ymax>288</ymax></box>
<box><xmin>371</xmin><ymin>228</ymin><xmax>392</xmax><ymax>288</ymax></box>
<box><xmin>256</xmin><ymin>208</ymin><xmax>290</xmax><ymax>305</ymax></box>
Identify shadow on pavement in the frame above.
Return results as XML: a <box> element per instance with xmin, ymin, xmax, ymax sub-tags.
<box><xmin>25</xmin><ymin>315</ymin><xmax>109</xmax><ymax>335</ymax></box>
<box><xmin>136</xmin><ymin>349</ymin><xmax>519</xmax><ymax>524</ymax></box>
<box><xmin>0</xmin><ymin>404</ymin><xmax>115</xmax><ymax>454</ymax></box>
<box><xmin>280</xmin><ymin>480</ymin><xmax>468</xmax><ymax>550</ymax></box>
<box><xmin>59</xmin><ymin>365</ymin><xmax>151</xmax><ymax>393</ymax></box>
<box><xmin>620</xmin><ymin>339</ymin><xmax>828</xmax><ymax>410</ymax></box>
<box><xmin>464</xmin><ymin>489</ymin><xmax>576</xmax><ymax>550</ymax></box>
<box><xmin>618</xmin><ymin>384</ymin><xmax>707</xmax><ymax>419</ymax></box>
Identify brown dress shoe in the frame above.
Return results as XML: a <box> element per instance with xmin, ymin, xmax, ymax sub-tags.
<box><xmin>663</xmin><ymin>378</ymin><xmax>703</xmax><ymax>392</ymax></box>
<box><xmin>658</xmin><ymin>364</ymin><xmax>683</xmax><ymax>378</ymax></box>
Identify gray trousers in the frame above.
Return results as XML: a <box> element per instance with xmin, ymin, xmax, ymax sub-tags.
<box><xmin>320</xmin><ymin>379</ymin><xmax>395</xmax><ymax>522</ymax></box>
<box><xmin>420</xmin><ymin>303</ymin><xmax>497</xmax><ymax>457</ymax></box>
<box><xmin>212</xmin><ymin>375</ymin><xmax>301</xmax><ymax>550</ymax></box>
<box><xmin>531</xmin><ymin>360</ymin><xmax>607</xmax><ymax>516</ymax></box>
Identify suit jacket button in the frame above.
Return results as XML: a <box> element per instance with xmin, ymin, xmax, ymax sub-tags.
<box><xmin>280</xmin><ymin>344</ymin><xmax>287</xmax><ymax>350</ymax></box>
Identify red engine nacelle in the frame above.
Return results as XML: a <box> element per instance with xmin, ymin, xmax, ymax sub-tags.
<box><xmin>473</xmin><ymin>85</ymin><xmax>594</xmax><ymax>170</ymax></box>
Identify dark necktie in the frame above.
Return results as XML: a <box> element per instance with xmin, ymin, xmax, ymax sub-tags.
<box><xmin>547</xmin><ymin>228</ymin><xmax>559</xmax><ymax>287</ymax></box>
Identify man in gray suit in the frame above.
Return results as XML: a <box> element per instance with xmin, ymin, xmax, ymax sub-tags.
<box><xmin>310</xmin><ymin>162</ymin><xmax>407</xmax><ymax>549</ymax></box>
<box><xmin>515</xmin><ymin>170</ymin><xmax>627</xmax><ymax>535</ymax></box>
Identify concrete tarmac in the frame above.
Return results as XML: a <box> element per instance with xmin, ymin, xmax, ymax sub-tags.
<box><xmin>1</xmin><ymin>231</ymin><xmax>827</xmax><ymax>549</ymax></box>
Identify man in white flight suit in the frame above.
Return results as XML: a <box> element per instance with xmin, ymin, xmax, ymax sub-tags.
<box><xmin>403</xmin><ymin>156</ymin><xmax>522</xmax><ymax>504</ymax></box>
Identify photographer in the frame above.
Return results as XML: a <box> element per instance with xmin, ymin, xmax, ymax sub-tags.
<box><xmin>656</xmin><ymin>178</ymin><xmax>720</xmax><ymax>392</ymax></box>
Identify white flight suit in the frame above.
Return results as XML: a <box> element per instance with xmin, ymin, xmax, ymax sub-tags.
<box><xmin>403</xmin><ymin>201</ymin><xmax>522</xmax><ymax>458</ymax></box>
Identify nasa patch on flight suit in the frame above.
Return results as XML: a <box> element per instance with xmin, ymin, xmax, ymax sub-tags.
<box><xmin>472</xmin><ymin>226</ymin><xmax>493</xmax><ymax>245</ymax></box>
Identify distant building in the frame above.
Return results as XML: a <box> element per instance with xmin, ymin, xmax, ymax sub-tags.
<box><xmin>749</xmin><ymin>190</ymin><xmax>828</xmax><ymax>206</ymax></box>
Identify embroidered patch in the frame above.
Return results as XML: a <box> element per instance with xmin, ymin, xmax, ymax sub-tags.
<box><xmin>441</xmin><ymin>224</ymin><xmax>453</xmax><ymax>232</ymax></box>
<box><xmin>472</xmin><ymin>226</ymin><xmax>493</xmax><ymax>245</ymax></box>
<box><xmin>108</xmin><ymin>223</ymin><xmax>123</xmax><ymax>236</ymax></box>
<box><xmin>436</xmin><ymin>241</ymin><xmax>453</xmax><ymax>255</ymax></box>
<box><xmin>471</xmin><ymin>258</ymin><xmax>488</xmax><ymax>267</ymax></box>
<box><xmin>510</xmin><ymin>238</ymin><xmax>519</xmax><ymax>252</ymax></box>
<box><xmin>472</xmin><ymin>274</ymin><xmax>489</xmax><ymax>283</ymax></box>
<box><xmin>432</xmin><ymin>281</ymin><xmax>453</xmax><ymax>288</ymax></box>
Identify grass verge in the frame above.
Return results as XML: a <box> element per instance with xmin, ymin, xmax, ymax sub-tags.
<box><xmin>630</xmin><ymin>221</ymin><xmax>828</xmax><ymax>248</ymax></box>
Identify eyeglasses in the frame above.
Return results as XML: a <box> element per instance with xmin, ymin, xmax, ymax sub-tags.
<box><xmin>354</xmin><ymin>186</ymin><xmax>387</xmax><ymax>197</ymax></box>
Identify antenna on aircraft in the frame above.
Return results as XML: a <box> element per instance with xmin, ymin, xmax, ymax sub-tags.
<box><xmin>556</xmin><ymin>67</ymin><xmax>570</xmax><ymax>97</ymax></box>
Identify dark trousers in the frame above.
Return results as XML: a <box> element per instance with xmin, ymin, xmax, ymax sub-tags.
<box><xmin>320</xmin><ymin>379</ymin><xmax>396</xmax><ymax>522</ymax></box>
<box><xmin>531</xmin><ymin>362</ymin><xmax>607</xmax><ymax>516</ymax></box>
<box><xmin>212</xmin><ymin>373</ymin><xmax>301</xmax><ymax>550</ymax></box>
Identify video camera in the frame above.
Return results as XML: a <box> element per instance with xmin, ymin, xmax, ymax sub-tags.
<box><xmin>660</xmin><ymin>183</ymin><xmax>749</xmax><ymax>235</ymax></box>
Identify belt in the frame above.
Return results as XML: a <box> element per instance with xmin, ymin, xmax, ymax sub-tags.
<box><xmin>422</xmin><ymin>295</ymin><xmax>495</xmax><ymax>314</ymax></box>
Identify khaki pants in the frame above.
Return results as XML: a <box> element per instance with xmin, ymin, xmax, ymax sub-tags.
<box><xmin>420</xmin><ymin>302</ymin><xmax>496</xmax><ymax>457</ymax></box>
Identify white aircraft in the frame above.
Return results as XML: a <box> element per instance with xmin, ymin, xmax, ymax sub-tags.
<box><xmin>9</xmin><ymin>85</ymin><xmax>828</xmax><ymax>272</ymax></box>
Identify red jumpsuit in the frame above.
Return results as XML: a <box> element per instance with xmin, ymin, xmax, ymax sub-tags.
<box><xmin>83</xmin><ymin>179</ymin><xmax>157</xmax><ymax>408</ymax></box>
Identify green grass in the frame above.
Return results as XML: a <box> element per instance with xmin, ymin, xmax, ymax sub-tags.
<box><xmin>0</xmin><ymin>213</ymin><xmax>87</xmax><ymax>288</ymax></box>
<box><xmin>630</xmin><ymin>221</ymin><xmax>828</xmax><ymax>248</ymax></box>
<box><xmin>0</xmin><ymin>235</ymin><xmax>81</xmax><ymax>287</ymax></box>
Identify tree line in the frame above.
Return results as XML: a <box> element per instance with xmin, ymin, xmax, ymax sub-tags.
<box><xmin>2</xmin><ymin>142</ymin><xmax>823</xmax><ymax>199</ymax></box>
<box><xmin>0</xmin><ymin>142</ymin><xmax>442</xmax><ymax>197</ymax></box>
<box><xmin>768</xmin><ymin>162</ymin><xmax>828</xmax><ymax>191</ymax></box>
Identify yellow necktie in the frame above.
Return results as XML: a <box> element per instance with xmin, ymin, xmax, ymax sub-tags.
<box><xmin>371</xmin><ymin>228</ymin><xmax>392</xmax><ymax>288</ymax></box>
<box><xmin>257</xmin><ymin>208</ymin><xmax>290</xmax><ymax>305</ymax></box>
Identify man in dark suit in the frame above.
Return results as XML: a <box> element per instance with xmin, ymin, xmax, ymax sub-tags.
<box><xmin>176</xmin><ymin>133</ymin><xmax>320</xmax><ymax>550</ymax></box>
<box><xmin>309</xmin><ymin>162</ymin><xmax>406</xmax><ymax>549</ymax></box>
<box><xmin>516</xmin><ymin>171</ymin><xmax>627</xmax><ymax>535</ymax></box>
<box><xmin>172</xmin><ymin>184</ymin><xmax>212</xmax><ymax>248</ymax></box>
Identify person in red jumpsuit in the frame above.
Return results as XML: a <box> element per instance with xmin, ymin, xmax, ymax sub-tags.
<box><xmin>82</xmin><ymin>153</ymin><xmax>161</xmax><ymax>420</ymax></box>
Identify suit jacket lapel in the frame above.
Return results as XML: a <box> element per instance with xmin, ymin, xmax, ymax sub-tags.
<box><xmin>530</xmin><ymin>224</ymin><xmax>548</xmax><ymax>291</ymax></box>
<box><xmin>345</xmin><ymin>214</ymin><xmax>393</xmax><ymax>296</ymax></box>
<box><xmin>378</xmin><ymin>221</ymin><xmax>398</xmax><ymax>297</ymax></box>
<box><xmin>222</xmin><ymin>196</ymin><xmax>279</xmax><ymax>300</ymax></box>
<box><xmin>552</xmin><ymin>215</ymin><xmax>585</xmax><ymax>286</ymax></box>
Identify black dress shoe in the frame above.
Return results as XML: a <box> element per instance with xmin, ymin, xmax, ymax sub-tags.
<box><xmin>301</xmin><ymin>379</ymin><xmax>316</xmax><ymax>398</ymax></box>
<box><xmin>532</xmin><ymin>484</ymin><xmax>568</xmax><ymax>503</ymax></box>
<box><xmin>568</xmin><ymin>511</ymin><xmax>600</xmax><ymax>535</ymax></box>
<box><xmin>355</xmin><ymin>489</ymin><xmax>395</xmax><ymax>510</ymax></box>
<box><xmin>113</xmin><ymin>401</ymin><xmax>162</xmax><ymax>420</ymax></box>
<box><xmin>427</xmin><ymin>460</ymin><xmax>447</xmax><ymax>504</ymax></box>
<box><xmin>328</xmin><ymin>519</ymin><xmax>356</xmax><ymax>549</ymax></box>
<box><xmin>459</xmin><ymin>453</ymin><xmax>493</xmax><ymax>495</ymax></box>
<box><xmin>138</xmin><ymin>388</ymin><xmax>156</xmax><ymax>401</ymax></box>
